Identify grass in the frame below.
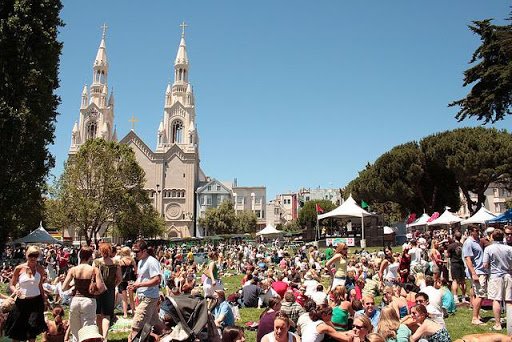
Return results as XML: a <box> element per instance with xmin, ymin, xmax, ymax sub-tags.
<box><xmin>0</xmin><ymin>272</ymin><xmax>505</xmax><ymax>341</ymax></box>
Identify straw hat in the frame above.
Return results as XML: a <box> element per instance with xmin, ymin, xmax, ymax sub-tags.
<box><xmin>78</xmin><ymin>325</ymin><xmax>103</xmax><ymax>342</ymax></box>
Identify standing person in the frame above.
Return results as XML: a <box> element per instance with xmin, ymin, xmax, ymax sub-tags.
<box><xmin>482</xmin><ymin>228</ymin><xmax>512</xmax><ymax>332</ymax></box>
<box><xmin>62</xmin><ymin>246</ymin><xmax>105</xmax><ymax>342</ymax></box>
<box><xmin>4</xmin><ymin>245</ymin><xmax>49</xmax><ymax>342</ymax></box>
<box><xmin>325</xmin><ymin>243</ymin><xmax>349</xmax><ymax>290</ymax></box>
<box><xmin>325</xmin><ymin>244</ymin><xmax>334</xmax><ymax>262</ymax></box>
<box><xmin>128</xmin><ymin>240</ymin><xmax>162</xmax><ymax>342</ymax></box>
<box><xmin>504</xmin><ymin>225</ymin><xmax>512</xmax><ymax>247</ymax></box>
<box><xmin>446</xmin><ymin>231</ymin><xmax>467</xmax><ymax>303</ymax></box>
<box><xmin>94</xmin><ymin>242</ymin><xmax>122</xmax><ymax>341</ymax></box>
<box><xmin>46</xmin><ymin>249</ymin><xmax>58</xmax><ymax>281</ymax></box>
<box><xmin>203</xmin><ymin>251</ymin><xmax>223</xmax><ymax>297</ymax></box>
<box><xmin>118</xmin><ymin>246</ymin><xmax>137</xmax><ymax>318</ymax></box>
<box><xmin>462</xmin><ymin>224</ymin><xmax>488</xmax><ymax>325</ymax></box>
<box><xmin>398</xmin><ymin>246</ymin><xmax>411</xmax><ymax>284</ymax></box>
<box><xmin>57</xmin><ymin>247</ymin><xmax>70</xmax><ymax>276</ymax></box>
<box><xmin>428</xmin><ymin>239</ymin><xmax>443</xmax><ymax>282</ymax></box>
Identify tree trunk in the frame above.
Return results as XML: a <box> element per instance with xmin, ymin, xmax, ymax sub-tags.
<box><xmin>461</xmin><ymin>187</ymin><xmax>476</xmax><ymax>215</ymax></box>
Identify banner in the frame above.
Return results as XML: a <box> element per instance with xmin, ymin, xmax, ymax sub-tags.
<box><xmin>325</xmin><ymin>237</ymin><xmax>355</xmax><ymax>247</ymax></box>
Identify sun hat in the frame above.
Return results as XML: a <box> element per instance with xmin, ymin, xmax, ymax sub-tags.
<box><xmin>486</xmin><ymin>227</ymin><xmax>495</xmax><ymax>235</ymax></box>
<box><xmin>78</xmin><ymin>325</ymin><xmax>103</xmax><ymax>342</ymax></box>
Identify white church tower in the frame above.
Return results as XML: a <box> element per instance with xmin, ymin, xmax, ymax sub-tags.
<box><xmin>157</xmin><ymin>22</ymin><xmax>198</xmax><ymax>153</ymax></box>
<box><xmin>69</xmin><ymin>24</ymin><xmax>115</xmax><ymax>155</ymax></box>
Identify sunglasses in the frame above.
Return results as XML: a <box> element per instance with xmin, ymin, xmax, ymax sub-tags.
<box><xmin>415</xmin><ymin>299</ymin><xmax>425</xmax><ymax>304</ymax></box>
<box><xmin>353</xmin><ymin>324</ymin><xmax>365</xmax><ymax>330</ymax></box>
<box><xmin>28</xmin><ymin>253</ymin><xmax>39</xmax><ymax>258</ymax></box>
<box><xmin>364</xmin><ymin>302</ymin><xmax>374</xmax><ymax>305</ymax></box>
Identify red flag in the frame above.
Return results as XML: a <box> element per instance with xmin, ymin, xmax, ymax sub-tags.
<box><xmin>316</xmin><ymin>204</ymin><xmax>324</xmax><ymax>214</ymax></box>
<box><xmin>406</xmin><ymin>213</ymin><xmax>417</xmax><ymax>224</ymax></box>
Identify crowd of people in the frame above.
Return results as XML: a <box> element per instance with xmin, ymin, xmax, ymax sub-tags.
<box><xmin>0</xmin><ymin>224</ymin><xmax>510</xmax><ymax>342</ymax></box>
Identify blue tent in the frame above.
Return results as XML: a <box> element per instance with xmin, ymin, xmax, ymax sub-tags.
<box><xmin>487</xmin><ymin>209</ymin><xmax>512</xmax><ymax>223</ymax></box>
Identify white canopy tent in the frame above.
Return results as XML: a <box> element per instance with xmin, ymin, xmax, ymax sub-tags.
<box><xmin>406</xmin><ymin>213</ymin><xmax>431</xmax><ymax>228</ymax></box>
<box><xmin>256</xmin><ymin>224</ymin><xmax>283</xmax><ymax>236</ymax></box>
<box><xmin>383</xmin><ymin>226</ymin><xmax>397</xmax><ymax>235</ymax></box>
<box><xmin>318</xmin><ymin>195</ymin><xmax>371</xmax><ymax>245</ymax></box>
<box><xmin>461</xmin><ymin>207</ymin><xmax>496</xmax><ymax>225</ymax></box>
<box><xmin>13</xmin><ymin>222</ymin><xmax>62</xmax><ymax>244</ymax></box>
<box><xmin>427</xmin><ymin>209</ymin><xmax>463</xmax><ymax>226</ymax></box>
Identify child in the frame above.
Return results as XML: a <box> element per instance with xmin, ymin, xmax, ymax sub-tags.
<box><xmin>43</xmin><ymin>305</ymin><xmax>69</xmax><ymax>342</ymax></box>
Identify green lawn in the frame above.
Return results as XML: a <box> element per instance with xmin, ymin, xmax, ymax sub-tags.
<box><xmin>0</xmin><ymin>273</ymin><xmax>503</xmax><ymax>342</ymax></box>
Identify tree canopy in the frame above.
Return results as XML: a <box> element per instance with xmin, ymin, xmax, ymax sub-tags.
<box><xmin>450</xmin><ymin>16</ymin><xmax>512</xmax><ymax>123</ymax></box>
<box><xmin>346</xmin><ymin>127</ymin><xmax>511</xmax><ymax>220</ymax></box>
<box><xmin>198</xmin><ymin>200</ymin><xmax>258</xmax><ymax>235</ymax></box>
<box><xmin>51</xmin><ymin>139</ymin><xmax>164</xmax><ymax>244</ymax></box>
<box><xmin>0</xmin><ymin>0</ymin><xmax>63</xmax><ymax>242</ymax></box>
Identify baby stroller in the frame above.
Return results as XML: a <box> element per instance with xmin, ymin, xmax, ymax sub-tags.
<box><xmin>157</xmin><ymin>294</ymin><xmax>220</xmax><ymax>342</ymax></box>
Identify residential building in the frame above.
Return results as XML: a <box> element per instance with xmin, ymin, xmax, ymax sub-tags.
<box><xmin>233</xmin><ymin>186</ymin><xmax>266</xmax><ymax>228</ymax></box>
<box><xmin>457</xmin><ymin>183</ymin><xmax>512</xmax><ymax>218</ymax></box>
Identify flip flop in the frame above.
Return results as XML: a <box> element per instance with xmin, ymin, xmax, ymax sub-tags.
<box><xmin>471</xmin><ymin>320</ymin><xmax>485</xmax><ymax>325</ymax></box>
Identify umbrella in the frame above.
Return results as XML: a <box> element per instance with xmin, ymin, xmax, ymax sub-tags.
<box><xmin>14</xmin><ymin>222</ymin><xmax>62</xmax><ymax>244</ymax></box>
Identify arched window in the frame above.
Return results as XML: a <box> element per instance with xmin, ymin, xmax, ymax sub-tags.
<box><xmin>172</xmin><ymin>120</ymin><xmax>183</xmax><ymax>143</ymax></box>
<box><xmin>86</xmin><ymin>121</ymin><xmax>97</xmax><ymax>139</ymax></box>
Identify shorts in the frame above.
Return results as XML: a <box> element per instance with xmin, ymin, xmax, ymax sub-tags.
<box><xmin>487</xmin><ymin>274</ymin><xmax>512</xmax><ymax>302</ymax></box>
<box><xmin>132</xmin><ymin>296</ymin><xmax>160</xmax><ymax>331</ymax></box>
<box><xmin>118</xmin><ymin>281</ymin><xmax>128</xmax><ymax>293</ymax></box>
<box><xmin>331</xmin><ymin>277</ymin><xmax>346</xmax><ymax>290</ymax></box>
<box><xmin>96</xmin><ymin>287</ymin><xmax>116</xmax><ymax>316</ymax></box>
<box><xmin>450</xmin><ymin>264</ymin><xmax>465</xmax><ymax>281</ymax></box>
<box><xmin>471</xmin><ymin>274</ymin><xmax>488</xmax><ymax>298</ymax></box>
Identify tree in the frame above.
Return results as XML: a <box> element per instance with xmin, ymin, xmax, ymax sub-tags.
<box><xmin>0</xmin><ymin>0</ymin><xmax>63</xmax><ymax>242</ymax></box>
<box><xmin>421</xmin><ymin>127</ymin><xmax>512</xmax><ymax>215</ymax></box>
<box><xmin>235</xmin><ymin>210</ymin><xmax>257</xmax><ymax>234</ymax></box>
<box><xmin>298</xmin><ymin>200</ymin><xmax>337</xmax><ymax>231</ymax></box>
<box><xmin>198</xmin><ymin>200</ymin><xmax>236</xmax><ymax>235</ymax></box>
<box><xmin>57</xmin><ymin>139</ymin><xmax>161</xmax><ymax>245</ymax></box>
<box><xmin>450</xmin><ymin>16</ymin><xmax>512</xmax><ymax>123</ymax></box>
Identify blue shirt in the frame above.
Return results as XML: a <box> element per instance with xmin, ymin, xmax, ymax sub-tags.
<box><xmin>482</xmin><ymin>242</ymin><xmax>512</xmax><ymax>278</ymax></box>
<box><xmin>136</xmin><ymin>255</ymin><xmax>161</xmax><ymax>298</ymax></box>
<box><xmin>213</xmin><ymin>300</ymin><xmax>234</xmax><ymax>327</ymax></box>
<box><xmin>355</xmin><ymin>308</ymin><xmax>381</xmax><ymax>330</ymax></box>
<box><xmin>462</xmin><ymin>236</ymin><xmax>486</xmax><ymax>276</ymax></box>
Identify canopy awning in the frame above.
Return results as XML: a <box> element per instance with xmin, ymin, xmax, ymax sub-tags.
<box><xmin>406</xmin><ymin>213</ymin><xmax>431</xmax><ymax>228</ymax></box>
<box><xmin>14</xmin><ymin>223</ymin><xmax>62</xmax><ymax>244</ymax></box>
<box><xmin>427</xmin><ymin>209</ymin><xmax>462</xmax><ymax>226</ymax></box>
<box><xmin>318</xmin><ymin>195</ymin><xmax>371</xmax><ymax>220</ymax></box>
<box><xmin>461</xmin><ymin>207</ymin><xmax>496</xmax><ymax>225</ymax></box>
<box><xmin>487</xmin><ymin>209</ymin><xmax>512</xmax><ymax>223</ymax></box>
<box><xmin>256</xmin><ymin>224</ymin><xmax>283</xmax><ymax>236</ymax></box>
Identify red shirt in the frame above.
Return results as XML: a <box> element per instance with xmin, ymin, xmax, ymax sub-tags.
<box><xmin>271</xmin><ymin>281</ymin><xmax>288</xmax><ymax>298</ymax></box>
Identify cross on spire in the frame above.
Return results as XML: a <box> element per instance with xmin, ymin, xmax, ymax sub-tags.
<box><xmin>180</xmin><ymin>21</ymin><xmax>188</xmax><ymax>38</ymax></box>
<box><xmin>129</xmin><ymin>114</ymin><xmax>139</xmax><ymax>131</ymax></box>
<box><xmin>101</xmin><ymin>23</ymin><xmax>108</xmax><ymax>39</ymax></box>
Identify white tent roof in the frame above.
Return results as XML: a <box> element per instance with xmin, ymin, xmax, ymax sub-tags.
<box><xmin>256</xmin><ymin>224</ymin><xmax>283</xmax><ymax>236</ymax></box>
<box><xmin>318</xmin><ymin>195</ymin><xmax>370</xmax><ymax>220</ymax></box>
<box><xmin>406</xmin><ymin>213</ymin><xmax>431</xmax><ymax>228</ymax></box>
<box><xmin>427</xmin><ymin>209</ymin><xmax>463</xmax><ymax>226</ymax></box>
<box><xmin>383</xmin><ymin>226</ymin><xmax>397</xmax><ymax>235</ymax></box>
<box><xmin>13</xmin><ymin>222</ymin><xmax>62</xmax><ymax>244</ymax></box>
<box><xmin>461</xmin><ymin>207</ymin><xmax>496</xmax><ymax>225</ymax></box>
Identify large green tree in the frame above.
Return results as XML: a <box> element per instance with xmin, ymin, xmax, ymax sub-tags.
<box><xmin>450</xmin><ymin>16</ymin><xmax>512</xmax><ymax>123</ymax></box>
<box><xmin>235</xmin><ymin>210</ymin><xmax>258</xmax><ymax>234</ymax></box>
<box><xmin>298</xmin><ymin>200</ymin><xmax>337</xmax><ymax>230</ymax></box>
<box><xmin>56</xmin><ymin>139</ymin><xmax>162</xmax><ymax>245</ymax></box>
<box><xmin>421</xmin><ymin>127</ymin><xmax>512</xmax><ymax>214</ymax></box>
<box><xmin>198</xmin><ymin>200</ymin><xmax>237</xmax><ymax>235</ymax></box>
<box><xmin>0</xmin><ymin>0</ymin><xmax>63</xmax><ymax>241</ymax></box>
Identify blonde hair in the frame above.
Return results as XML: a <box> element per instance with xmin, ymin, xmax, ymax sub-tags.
<box><xmin>366</xmin><ymin>333</ymin><xmax>385</xmax><ymax>342</ymax></box>
<box><xmin>25</xmin><ymin>245</ymin><xmax>40</xmax><ymax>258</ymax></box>
<box><xmin>376</xmin><ymin>306</ymin><xmax>400</xmax><ymax>340</ymax></box>
<box><xmin>354</xmin><ymin>315</ymin><xmax>373</xmax><ymax>333</ymax></box>
<box><xmin>120</xmin><ymin>246</ymin><xmax>132</xmax><ymax>257</ymax></box>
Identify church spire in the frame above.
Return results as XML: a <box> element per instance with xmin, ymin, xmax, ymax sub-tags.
<box><xmin>90</xmin><ymin>24</ymin><xmax>109</xmax><ymax>107</ymax></box>
<box><xmin>174</xmin><ymin>21</ymin><xmax>189</xmax><ymax>84</ymax></box>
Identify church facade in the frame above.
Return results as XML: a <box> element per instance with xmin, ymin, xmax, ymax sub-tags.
<box><xmin>69</xmin><ymin>25</ymin><xmax>204</xmax><ymax>238</ymax></box>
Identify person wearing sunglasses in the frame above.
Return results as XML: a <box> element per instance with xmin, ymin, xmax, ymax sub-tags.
<box><xmin>4</xmin><ymin>245</ymin><xmax>49</xmax><ymax>342</ymax></box>
<box><xmin>127</xmin><ymin>240</ymin><xmax>162</xmax><ymax>342</ymax></box>
<box><xmin>351</xmin><ymin>315</ymin><xmax>373</xmax><ymax>342</ymax></box>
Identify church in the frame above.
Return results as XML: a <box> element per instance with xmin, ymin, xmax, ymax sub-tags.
<box><xmin>69</xmin><ymin>24</ymin><xmax>205</xmax><ymax>238</ymax></box>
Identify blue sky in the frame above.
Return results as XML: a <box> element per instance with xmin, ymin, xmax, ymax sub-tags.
<box><xmin>53</xmin><ymin>1</ymin><xmax>511</xmax><ymax>199</ymax></box>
